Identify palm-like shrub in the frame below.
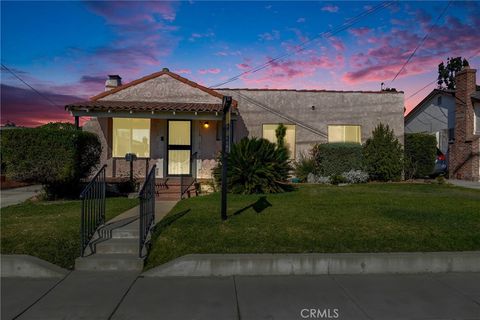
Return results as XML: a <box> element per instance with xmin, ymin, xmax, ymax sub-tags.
<box><xmin>214</xmin><ymin>137</ymin><xmax>292</xmax><ymax>194</ymax></box>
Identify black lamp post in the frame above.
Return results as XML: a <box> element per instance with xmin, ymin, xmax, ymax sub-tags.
<box><xmin>221</xmin><ymin>96</ymin><xmax>232</xmax><ymax>221</ymax></box>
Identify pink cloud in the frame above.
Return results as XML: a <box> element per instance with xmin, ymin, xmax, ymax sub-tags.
<box><xmin>297</xmin><ymin>17</ymin><xmax>306</xmax><ymax>23</ymax></box>
<box><xmin>1</xmin><ymin>84</ymin><xmax>82</xmax><ymax>127</ymax></box>
<box><xmin>199</xmin><ymin>68</ymin><xmax>221</xmax><ymax>75</ymax></box>
<box><xmin>348</xmin><ymin>27</ymin><xmax>371</xmax><ymax>37</ymax></box>
<box><xmin>329</xmin><ymin>37</ymin><xmax>345</xmax><ymax>52</ymax></box>
<box><xmin>342</xmin><ymin>9</ymin><xmax>480</xmax><ymax>84</ymax></box>
<box><xmin>321</xmin><ymin>5</ymin><xmax>339</xmax><ymax>13</ymax></box>
<box><xmin>189</xmin><ymin>31</ymin><xmax>215</xmax><ymax>41</ymax></box>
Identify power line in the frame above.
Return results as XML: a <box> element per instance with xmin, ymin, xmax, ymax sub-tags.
<box><xmin>210</xmin><ymin>1</ymin><xmax>396</xmax><ymax>88</ymax></box>
<box><xmin>233</xmin><ymin>91</ymin><xmax>328</xmax><ymax>138</ymax></box>
<box><xmin>405</xmin><ymin>50</ymin><xmax>479</xmax><ymax>101</ymax></box>
<box><xmin>1</xmin><ymin>63</ymin><xmax>64</xmax><ymax>110</ymax></box>
<box><xmin>390</xmin><ymin>1</ymin><xmax>452</xmax><ymax>85</ymax></box>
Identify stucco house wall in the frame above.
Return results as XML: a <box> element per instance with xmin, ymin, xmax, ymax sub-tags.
<box><xmin>218</xmin><ymin>89</ymin><xmax>404</xmax><ymax>158</ymax></box>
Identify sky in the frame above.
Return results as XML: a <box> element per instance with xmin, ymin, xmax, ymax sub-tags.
<box><xmin>1</xmin><ymin>0</ymin><xmax>479</xmax><ymax>127</ymax></box>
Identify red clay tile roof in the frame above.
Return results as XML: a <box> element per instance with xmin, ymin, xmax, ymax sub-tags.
<box><xmin>90</xmin><ymin>68</ymin><xmax>237</xmax><ymax>107</ymax></box>
<box><xmin>66</xmin><ymin>100</ymin><xmax>229</xmax><ymax>113</ymax></box>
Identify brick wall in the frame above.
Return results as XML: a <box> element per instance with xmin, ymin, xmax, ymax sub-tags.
<box><xmin>449</xmin><ymin>67</ymin><xmax>480</xmax><ymax>181</ymax></box>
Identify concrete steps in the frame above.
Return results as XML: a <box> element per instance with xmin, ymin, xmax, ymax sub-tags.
<box><xmin>75</xmin><ymin>217</ymin><xmax>144</xmax><ymax>272</ymax></box>
<box><xmin>95</xmin><ymin>239</ymin><xmax>139</xmax><ymax>254</ymax></box>
<box><xmin>75</xmin><ymin>254</ymin><xmax>143</xmax><ymax>271</ymax></box>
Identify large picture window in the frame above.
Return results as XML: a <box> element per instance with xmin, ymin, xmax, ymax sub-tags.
<box><xmin>262</xmin><ymin>124</ymin><xmax>296</xmax><ymax>158</ymax></box>
<box><xmin>112</xmin><ymin>118</ymin><xmax>150</xmax><ymax>158</ymax></box>
<box><xmin>328</xmin><ymin>125</ymin><xmax>361</xmax><ymax>143</ymax></box>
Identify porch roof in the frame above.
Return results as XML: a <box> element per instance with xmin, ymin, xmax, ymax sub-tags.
<box><xmin>66</xmin><ymin>100</ymin><xmax>231</xmax><ymax>113</ymax></box>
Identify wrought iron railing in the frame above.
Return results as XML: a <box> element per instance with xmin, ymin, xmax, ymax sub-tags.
<box><xmin>181</xmin><ymin>152</ymin><xmax>198</xmax><ymax>199</ymax></box>
<box><xmin>80</xmin><ymin>165</ymin><xmax>107</xmax><ymax>257</ymax></box>
<box><xmin>139</xmin><ymin>165</ymin><xmax>156</xmax><ymax>258</ymax></box>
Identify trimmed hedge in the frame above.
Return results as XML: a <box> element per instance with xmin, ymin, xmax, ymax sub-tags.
<box><xmin>404</xmin><ymin>133</ymin><xmax>437</xmax><ymax>179</ymax></box>
<box><xmin>1</xmin><ymin>128</ymin><xmax>101</xmax><ymax>198</ymax></box>
<box><xmin>311</xmin><ymin>142</ymin><xmax>364</xmax><ymax>176</ymax></box>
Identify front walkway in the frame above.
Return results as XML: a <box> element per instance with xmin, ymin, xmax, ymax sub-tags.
<box><xmin>449</xmin><ymin>179</ymin><xmax>480</xmax><ymax>190</ymax></box>
<box><xmin>0</xmin><ymin>185</ymin><xmax>42</xmax><ymax>208</ymax></box>
<box><xmin>4</xmin><ymin>272</ymin><xmax>480</xmax><ymax>319</ymax></box>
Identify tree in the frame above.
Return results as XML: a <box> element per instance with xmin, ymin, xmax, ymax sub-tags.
<box><xmin>437</xmin><ymin>57</ymin><xmax>469</xmax><ymax>90</ymax></box>
<box><xmin>363</xmin><ymin>124</ymin><xmax>403</xmax><ymax>181</ymax></box>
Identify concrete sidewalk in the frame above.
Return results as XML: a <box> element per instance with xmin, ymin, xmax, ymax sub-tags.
<box><xmin>449</xmin><ymin>179</ymin><xmax>480</xmax><ymax>190</ymax></box>
<box><xmin>3</xmin><ymin>273</ymin><xmax>479</xmax><ymax>319</ymax></box>
<box><xmin>0</xmin><ymin>185</ymin><xmax>42</xmax><ymax>208</ymax></box>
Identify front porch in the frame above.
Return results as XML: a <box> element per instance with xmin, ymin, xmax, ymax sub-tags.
<box><xmin>67</xmin><ymin>103</ymin><xmax>234</xmax><ymax>181</ymax></box>
<box><xmin>65</xmin><ymin>68</ymin><xmax>237</xmax><ymax>182</ymax></box>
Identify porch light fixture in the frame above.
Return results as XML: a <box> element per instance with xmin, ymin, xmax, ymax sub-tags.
<box><xmin>203</xmin><ymin>121</ymin><xmax>210</xmax><ymax>129</ymax></box>
<box><xmin>195</xmin><ymin>111</ymin><xmax>198</xmax><ymax>115</ymax></box>
<box><xmin>129</xmin><ymin>110</ymin><xmax>133</xmax><ymax>114</ymax></box>
<box><xmin>108</xmin><ymin>109</ymin><xmax>112</xmax><ymax>113</ymax></box>
<box><xmin>173</xmin><ymin>111</ymin><xmax>176</xmax><ymax>115</ymax></box>
<box><xmin>151</xmin><ymin>110</ymin><xmax>155</xmax><ymax>114</ymax></box>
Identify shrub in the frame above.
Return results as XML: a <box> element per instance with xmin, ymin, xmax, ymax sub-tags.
<box><xmin>404</xmin><ymin>133</ymin><xmax>437</xmax><ymax>179</ymax></box>
<box><xmin>293</xmin><ymin>153</ymin><xmax>316</xmax><ymax>182</ymax></box>
<box><xmin>330</xmin><ymin>174</ymin><xmax>348</xmax><ymax>185</ymax></box>
<box><xmin>311</xmin><ymin>143</ymin><xmax>364</xmax><ymax>176</ymax></box>
<box><xmin>307</xmin><ymin>173</ymin><xmax>331</xmax><ymax>184</ymax></box>
<box><xmin>213</xmin><ymin>137</ymin><xmax>292</xmax><ymax>194</ymax></box>
<box><xmin>1</xmin><ymin>128</ymin><xmax>101</xmax><ymax>199</ymax></box>
<box><xmin>363</xmin><ymin>123</ymin><xmax>403</xmax><ymax>181</ymax></box>
<box><xmin>341</xmin><ymin>170</ymin><xmax>369</xmax><ymax>184</ymax></box>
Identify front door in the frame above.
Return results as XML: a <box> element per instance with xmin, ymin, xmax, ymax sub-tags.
<box><xmin>167</xmin><ymin>120</ymin><xmax>192</xmax><ymax>176</ymax></box>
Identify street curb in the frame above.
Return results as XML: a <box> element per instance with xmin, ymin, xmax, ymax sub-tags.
<box><xmin>1</xmin><ymin>255</ymin><xmax>69</xmax><ymax>278</ymax></box>
<box><xmin>142</xmin><ymin>252</ymin><xmax>480</xmax><ymax>277</ymax></box>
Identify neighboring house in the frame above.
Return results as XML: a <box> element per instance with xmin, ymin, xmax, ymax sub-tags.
<box><xmin>449</xmin><ymin>67</ymin><xmax>480</xmax><ymax>181</ymax></box>
<box><xmin>405</xmin><ymin>66</ymin><xmax>480</xmax><ymax>181</ymax></box>
<box><xmin>404</xmin><ymin>89</ymin><xmax>455</xmax><ymax>154</ymax></box>
<box><xmin>66</xmin><ymin>68</ymin><xmax>404</xmax><ymax>179</ymax></box>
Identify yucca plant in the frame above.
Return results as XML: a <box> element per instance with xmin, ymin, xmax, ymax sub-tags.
<box><xmin>214</xmin><ymin>137</ymin><xmax>293</xmax><ymax>194</ymax></box>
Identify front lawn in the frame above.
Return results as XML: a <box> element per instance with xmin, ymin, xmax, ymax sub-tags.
<box><xmin>146</xmin><ymin>183</ymin><xmax>480</xmax><ymax>269</ymax></box>
<box><xmin>1</xmin><ymin>197</ymin><xmax>138</xmax><ymax>268</ymax></box>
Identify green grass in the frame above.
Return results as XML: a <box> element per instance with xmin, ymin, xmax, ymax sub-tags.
<box><xmin>1</xmin><ymin>197</ymin><xmax>138</xmax><ymax>269</ymax></box>
<box><xmin>145</xmin><ymin>183</ymin><xmax>480</xmax><ymax>269</ymax></box>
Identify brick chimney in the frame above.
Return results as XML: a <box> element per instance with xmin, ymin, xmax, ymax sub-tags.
<box><xmin>455</xmin><ymin>66</ymin><xmax>477</xmax><ymax>142</ymax></box>
<box><xmin>449</xmin><ymin>66</ymin><xmax>479</xmax><ymax>180</ymax></box>
<box><xmin>105</xmin><ymin>75</ymin><xmax>122</xmax><ymax>91</ymax></box>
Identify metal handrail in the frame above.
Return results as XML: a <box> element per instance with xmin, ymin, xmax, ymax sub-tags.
<box><xmin>180</xmin><ymin>152</ymin><xmax>198</xmax><ymax>199</ymax></box>
<box><xmin>80</xmin><ymin>165</ymin><xmax>107</xmax><ymax>257</ymax></box>
<box><xmin>139</xmin><ymin>165</ymin><xmax>156</xmax><ymax>258</ymax></box>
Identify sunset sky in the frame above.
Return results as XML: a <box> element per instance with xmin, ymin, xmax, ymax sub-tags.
<box><xmin>1</xmin><ymin>1</ymin><xmax>479</xmax><ymax>127</ymax></box>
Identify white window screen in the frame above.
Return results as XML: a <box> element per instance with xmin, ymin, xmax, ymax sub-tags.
<box><xmin>328</xmin><ymin>125</ymin><xmax>361</xmax><ymax>143</ymax></box>
<box><xmin>112</xmin><ymin>118</ymin><xmax>150</xmax><ymax>157</ymax></box>
<box><xmin>262</xmin><ymin>124</ymin><xmax>296</xmax><ymax>158</ymax></box>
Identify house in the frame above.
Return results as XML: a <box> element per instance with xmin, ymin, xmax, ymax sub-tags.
<box><xmin>404</xmin><ymin>89</ymin><xmax>456</xmax><ymax>154</ymax></box>
<box><xmin>66</xmin><ymin>68</ymin><xmax>404</xmax><ymax>180</ymax></box>
<box><xmin>405</xmin><ymin>66</ymin><xmax>480</xmax><ymax>181</ymax></box>
<box><xmin>449</xmin><ymin>67</ymin><xmax>480</xmax><ymax>181</ymax></box>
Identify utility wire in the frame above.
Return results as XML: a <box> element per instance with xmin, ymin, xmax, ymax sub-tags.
<box><xmin>233</xmin><ymin>90</ymin><xmax>328</xmax><ymax>138</ymax></box>
<box><xmin>1</xmin><ymin>63</ymin><xmax>64</xmax><ymax>110</ymax></box>
<box><xmin>405</xmin><ymin>50</ymin><xmax>479</xmax><ymax>101</ymax></box>
<box><xmin>210</xmin><ymin>1</ymin><xmax>396</xmax><ymax>88</ymax></box>
<box><xmin>389</xmin><ymin>0</ymin><xmax>452</xmax><ymax>85</ymax></box>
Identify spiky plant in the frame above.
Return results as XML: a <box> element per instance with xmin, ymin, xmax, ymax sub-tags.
<box><xmin>214</xmin><ymin>137</ymin><xmax>293</xmax><ymax>194</ymax></box>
